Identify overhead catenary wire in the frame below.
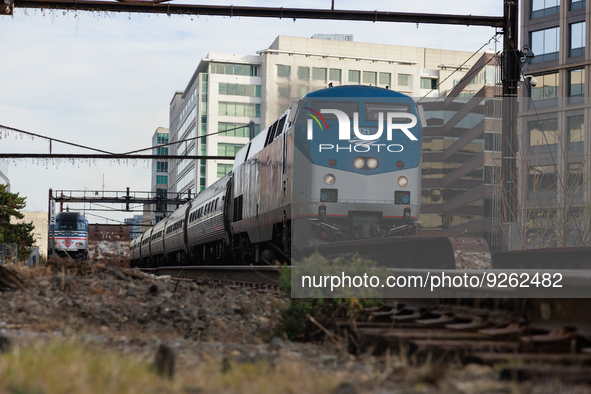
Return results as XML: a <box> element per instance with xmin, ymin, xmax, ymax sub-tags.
<box><xmin>83</xmin><ymin>211</ymin><xmax>125</xmax><ymax>224</ymax></box>
<box><xmin>0</xmin><ymin>124</ymin><xmax>114</xmax><ymax>154</ymax></box>
<box><xmin>417</xmin><ymin>32</ymin><xmax>502</xmax><ymax>104</ymax></box>
<box><xmin>123</xmin><ymin>124</ymin><xmax>252</xmax><ymax>155</ymax></box>
<box><xmin>0</xmin><ymin>123</ymin><xmax>248</xmax><ymax>159</ymax></box>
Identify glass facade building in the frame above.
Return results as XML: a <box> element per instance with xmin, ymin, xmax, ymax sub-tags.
<box><xmin>519</xmin><ymin>0</ymin><xmax>591</xmax><ymax>248</ymax></box>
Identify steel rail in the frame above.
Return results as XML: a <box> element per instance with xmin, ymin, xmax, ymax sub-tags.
<box><xmin>11</xmin><ymin>1</ymin><xmax>504</xmax><ymax>28</ymax></box>
<box><xmin>141</xmin><ymin>265</ymin><xmax>284</xmax><ymax>286</ymax></box>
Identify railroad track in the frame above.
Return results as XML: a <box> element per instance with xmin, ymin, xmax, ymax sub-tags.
<box><xmin>140</xmin><ymin>254</ymin><xmax>591</xmax><ymax>383</ymax></box>
<box><xmin>140</xmin><ymin>265</ymin><xmax>284</xmax><ymax>289</ymax></box>
<box><xmin>331</xmin><ymin>297</ymin><xmax>591</xmax><ymax>383</ymax></box>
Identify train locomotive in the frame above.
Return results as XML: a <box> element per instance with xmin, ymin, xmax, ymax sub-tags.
<box><xmin>131</xmin><ymin>85</ymin><xmax>423</xmax><ymax>268</ymax></box>
<box><xmin>50</xmin><ymin>211</ymin><xmax>89</xmax><ymax>259</ymax></box>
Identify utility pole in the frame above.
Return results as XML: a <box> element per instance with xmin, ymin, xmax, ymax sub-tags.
<box><xmin>501</xmin><ymin>0</ymin><xmax>520</xmax><ymax>250</ymax></box>
<box><xmin>48</xmin><ymin>189</ymin><xmax>56</xmax><ymax>256</ymax></box>
<box><xmin>248</xmin><ymin>121</ymin><xmax>255</xmax><ymax>141</ymax></box>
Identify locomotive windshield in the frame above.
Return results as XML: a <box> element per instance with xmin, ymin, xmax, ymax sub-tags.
<box><xmin>309</xmin><ymin>100</ymin><xmax>359</xmax><ymax>121</ymax></box>
<box><xmin>364</xmin><ymin>102</ymin><xmax>411</xmax><ymax>122</ymax></box>
<box><xmin>56</xmin><ymin>220</ymin><xmax>87</xmax><ymax>231</ymax></box>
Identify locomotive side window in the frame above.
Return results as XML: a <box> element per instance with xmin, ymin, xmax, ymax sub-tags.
<box><xmin>264</xmin><ymin>121</ymin><xmax>279</xmax><ymax>147</ymax></box>
<box><xmin>233</xmin><ymin>195</ymin><xmax>243</xmax><ymax>222</ymax></box>
<box><xmin>273</xmin><ymin>115</ymin><xmax>287</xmax><ymax>140</ymax></box>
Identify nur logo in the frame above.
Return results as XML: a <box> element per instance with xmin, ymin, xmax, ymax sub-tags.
<box><xmin>306</xmin><ymin>109</ymin><xmax>418</xmax><ymax>141</ymax></box>
<box><xmin>305</xmin><ymin>108</ymin><xmax>419</xmax><ymax>153</ymax></box>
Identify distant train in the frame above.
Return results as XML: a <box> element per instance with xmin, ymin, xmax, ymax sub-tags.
<box><xmin>50</xmin><ymin>212</ymin><xmax>89</xmax><ymax>259</ymax></box>
<box><xmin>131</xmin><ymin>85</ymin><xmax>423</xmax><ymax>267</ymax></box>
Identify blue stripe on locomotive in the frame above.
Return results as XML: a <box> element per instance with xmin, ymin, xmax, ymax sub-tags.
<box><xmin>294</xmin><ymin>86</ymin><xmax>422</xmax><ymax>175</ymax></box>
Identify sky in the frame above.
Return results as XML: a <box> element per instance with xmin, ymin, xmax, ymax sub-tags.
<box><xmin>0</xmin><ymin>0</ymin><xmax>504</xmax><ymax>224</ymax></box>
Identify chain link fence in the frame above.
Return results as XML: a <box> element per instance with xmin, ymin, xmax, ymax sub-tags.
<box><xmin>0</xmin><ymin>243</ymin><xmax>18</xmax><ymax>266</ymax></box>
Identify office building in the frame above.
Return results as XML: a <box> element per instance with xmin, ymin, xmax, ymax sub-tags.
<box><xmin>151</xmin><ymin>127</ymin><xmax>169</xmax><ymax>224</ymax></box>
<box><xmin>124</xmin><ymin>214</ymin><xmax>145</xmax><ymax>240</ymax></box>
<box><xmin>519</xmin><ymin>0</ymin><xmax>591</xmax><ymax>247</ymax></box>
<box><xmin>167</xmin><ymin>35</ymin><xmax>477</xmax><ymax>197</ymax></box>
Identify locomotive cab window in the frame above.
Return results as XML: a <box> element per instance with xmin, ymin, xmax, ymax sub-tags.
<box><xmin>364</xmin><ymin>102</ymin><xmax>411</xmax><ymax>122</ymax></box>
<box><xmin>57</xmin><ymin>220</ymin><xmax>87</xmax><ymax>231</ymax></box>
<box><xmin>309</xmin><ymin>101</ymin><xmax>359</xmax><ymax>121</ymax></box>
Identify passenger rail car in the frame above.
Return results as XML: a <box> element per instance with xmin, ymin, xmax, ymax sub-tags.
<box><xmin>131</xmin><ymin>85</ymin><xmax>424</xmax><ymax>267</ymax></box>
<box><xmin>50</xmin><ymin>212</ymin><xmax>89</xmax><ymax>259</ymax></box>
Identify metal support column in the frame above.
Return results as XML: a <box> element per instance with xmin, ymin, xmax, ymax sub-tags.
<box><xmin>501</xmin><ymin>0</ymin><xmax>520</xmax><ymax>249</ymax></box>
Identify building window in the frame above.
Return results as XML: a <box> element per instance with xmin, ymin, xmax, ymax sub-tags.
<box><xmin>217</xmin><ymin>164</ymin><xmax>233</xmax><ymax>178</ymax></box>
<box><xmin>568</xmin><ymin>69</ymin><xmax>585</xmax><ymax>103</ymax></box>
<box><xmin>570</xmin><ymin>0</ymin><xmax>585</xmax><ymax>11</ymax></box>
<box><xmin>156</xmin><ymin>175</ymin><xmax>168</xmax><ymax>185</ymax></box>
<box><xmin>219</xmin><ymin>83</ymin><xmax>261</xmax><ymax>97</ymax></box>
<box><xmin>484</xmin><ymin>132</ymin><xmax>501</xmax><ymax>152</ymax></box>
<box><xmin>398</xmin><ymin>74</ymin><xmax>410</xmax><ymax>86</ymax></box>
<box><xmin>218</xmin><ymin>143</ymin><xmax>245</xmax><ymax>156</ymax></box>
<box><xmin>420</xmin><ymin>78</ymin><xmax>437</xmax><ymax>89</ymax></box>
<box><xmin>277</xmin><ymin>65</ymin><xmax>291</xmax><ymax>78</ymax></box>
<box><xmin>218</xmin><ymin>102</ymin><xmax>261</xmax><ymax>118</ymax></box>
<box><xmin>218</xmin><ymin>122</ymin><xmax>260</xmax><ymax>138</ymax></box>
<box><xmin>570</xmin><ymin>22</ymin><xmax>586</xmax><ymax>57</ymax></box>
<box><xmin>528</xmin><ymin>165</ymin><xmax>557</xmax><ymax>193</ymax></box>
<box><xmin>297</xmin><ymin>67</ymin><xmax>309</xmax><ymax>81</ymax></box>
<box><xmin>567</xmin><ymin>162</ymin><xmax>584</xmax><ymax>192</ymax></box>
<box><xmin>528</xmin><ymin>119</ymin><xmax>558</xmax><ymax>150</ymax></box>
<box><xmin>530</xmin><ymin>73</ymin><xmax>559</xmax><ymax>108</ymax></box>
<box><xmin>156</xmin><ymin>162</ymin><xmax>168</xmax><ymax>173</ymax></box>
<box><xmin>156</xmin><ymin>147</ymin><xmax>169</xmax><ymax>156</ymax></box>
<box><xmin>348</xmin><ymin>70</ymin><xmax>361</xmax><ymax>84</ymax></box>
<box><xmin>210</xmin><ymin>63</ymin><xmax>258</xmax><ymax>76</ymax></box>
<box><xmin>531</xmin><ymin>0</ymin><xmax>560</xmax><ymax>18</ymax></box>
<box><xmin>157</xmin><ymin>133</ymin><xmax>168</xmax><ymax>144</ymax></box>
<box><xmin>202</xmin><ymin>75</ymin><xmax>208</xmax><ymax>94</ymax></box>
<box><xmin>362</xmin><ymin>71</ymin><xmax>377</xmax><ymax>85</ymax></box>
<box><xmin>297</xmin><ymin>87</ymin><xmax>309</xmax><ymax>97</ymax></box>
<box><xmin>531</xmin><ymin>27</ymin><xmax>560</xmax><ymax>63</ymax></box>
<box><xmin>278</xmin><ymin>85</ymin><xmax>291</xmax><ymax>99</ymax></box>
<box><xmin>567</xmin><ymin>115</ymin><xmax>584</xmax><ymax>150</ymax></box>
<box><xmin>484</xmin><ymin>165</ymin><xmax>499</xmax><ymax>184</ymax></box>
<box><xmin>312</xmin><ymin>67</ymin><xmax>327</xmax><ymax>81</ymax></box>
<box><xmin>379</xmin><ymin>72</ymin><xmax>391</xmax><ymax>86</ymax></box>
<box><xmin>329</xmin><ymin>69</ymin><xmax>341</xmax><ymax>82</ymax></box>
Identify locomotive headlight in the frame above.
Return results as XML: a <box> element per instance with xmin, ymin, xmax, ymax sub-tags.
<box><xmin>397</xmin><ymin>176</ymin><xmax>408</xmax><ymax>187</ymax></box>
<box><xmin>367</xmin><ymin>158</ymin><xmax>379</xmax><ymax>169</ymax></box>
<box><xmin>324</xmin><ymin>174</ymin><xmax>336</xmax><ymax>185</ymax></box>
<box><xmin>76</xmin><ymin>242</ymin><xmax>83</xmax><ymax>246</ymax></box>
<box><xmin>353</xmin><ymin>157</ymin><xmax>365</xmax><ymax>169</ymax></box>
